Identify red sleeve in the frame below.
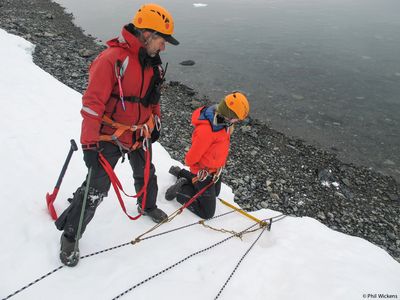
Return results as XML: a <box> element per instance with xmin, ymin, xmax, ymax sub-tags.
<box><xmin>80</xmin><ymin>52</ymin><xmax>116</xmax><ymax>145</ymax></box>
<box><xmin>185</xmin><ymin>125</ymin><xmax>213</xmax><ymax>167</ymax></box>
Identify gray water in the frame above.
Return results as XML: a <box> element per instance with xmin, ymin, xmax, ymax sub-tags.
<box><xmin>54</xmin><ymin>0</ymin><xmax>400</xmax><ymax>180</ymax></box>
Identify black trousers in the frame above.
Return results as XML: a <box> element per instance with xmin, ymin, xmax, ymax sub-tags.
<box><xmin>55</xmin><ymin>141</ymin><xmax>158</xmax><ymax>240</ymax></box>
<box><xmin>176</xmin><ymin>169</ymin><xmax>222</xmax><ymax>219</ymax></box>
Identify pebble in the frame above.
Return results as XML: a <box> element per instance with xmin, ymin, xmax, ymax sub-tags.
<box><xmin>270</xmin><ymin>193</ymin><xmax>280</xmax><ymax>201</ymax></box>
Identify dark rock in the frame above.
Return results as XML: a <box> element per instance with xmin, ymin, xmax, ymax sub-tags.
<box><xmin>78</xmin><ymin>48</ymin><xmax>96</xmax><ymax>57</ymax></box>
<box><xmin>387</xmin><ymin>193</ymin><xmax>399</xmax><ymax>202</ymax></box>
<box><xmin>179</xmin><ymin>60</ymin><xmax>195</xmax><ymax>66</ymax></box>
<box><xmin>169</xmin><ymin>81</ymin><xmax>179</xmax><ymax>86</ymax></box>
<box><xmin>341</xmin><ymin>178</ymin><xmax>351</xmax><ymax>187</ymax></box>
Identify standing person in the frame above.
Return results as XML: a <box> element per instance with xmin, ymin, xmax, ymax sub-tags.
<box><xmin>165</xmin><ymin>92</ymin><xmax>250</xmax><ymax>219</ymax></box>
<box><xmin>55</xmin><ymin>3</ymin><xmax>179</xmax><ymax>267</ymax></box>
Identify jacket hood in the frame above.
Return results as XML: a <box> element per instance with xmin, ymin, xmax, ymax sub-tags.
<box><xmin>192</xmin><ymin>105</ymin><xmax>226</xmax><ymax>132</ymax></box>
<box><xmin>106</xmin><ymin>26</ymin><xmax>144</xmax><ymax>55</ymax></box>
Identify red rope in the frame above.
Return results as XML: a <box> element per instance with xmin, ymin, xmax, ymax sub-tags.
<box><xmin>99</xmin><ymin>150</ymin><xmax>150</xmax><ymax>220</ymax></box>
<box><xmin>179</xmin><ymin>180</ymin><xmax>214</xmax><ymax>212</ymax></box>
<box><xmin>99</xmin><ymin>150</ymin><xmax>214</xmax><ymax>220</ymax></box>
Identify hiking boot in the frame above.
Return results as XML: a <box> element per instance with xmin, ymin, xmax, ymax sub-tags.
<box><xmin>165</xmin><ymin>177</ymin><xmax>188</xmax><ymax>201</ymax></box>
<box><xmin>59</xmin><ymin>234</ymin><xmax>80</xmax><ymax>267</ymax></box>
<box><xmin>168</xmin><ymin>165</ymin><xmax>182</xmax><ymax>177</ymax></box>
<box><xmin>138</xmin><ymin>206</ymin><xmax>168</xmax><ymax>223</ymax></box>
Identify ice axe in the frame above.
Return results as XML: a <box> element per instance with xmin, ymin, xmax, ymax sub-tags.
<box><xmin>46</xmin><ymin>139</ymin><xmax>78</xmax><ymax>220</ymax></box>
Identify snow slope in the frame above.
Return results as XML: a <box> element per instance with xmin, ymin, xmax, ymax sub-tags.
<box><xmin>0</xmin><ymin>29</ymin><xmax>399</xmax><ymax>300</ymax></box>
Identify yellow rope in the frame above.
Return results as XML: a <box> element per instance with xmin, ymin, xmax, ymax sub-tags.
<box><xmin>198</xmin><ymin>220</ymin><xmax>263</xmax><ymax>239</ymax></box>
<box><xmin>130</xmin><ymin>207</ymin><xmax>183</xmax><ymax>244</ymax></box>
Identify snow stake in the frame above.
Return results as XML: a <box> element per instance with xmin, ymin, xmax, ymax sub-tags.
<box><xmin>219</xmin><ymin>198</ymin><xmax>268</xmax><ymax>227</ymax></box>
<box><xmin>46</xmin><ymin>139</ymin><xmax>78</xmax><ymax>220</ymax></box>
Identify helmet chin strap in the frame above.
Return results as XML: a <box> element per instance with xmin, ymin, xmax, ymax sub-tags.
<box><xmin>142</xmin><ymin>31</ymin><xmax>160</xmax><ymax>57</ymax></box>
<box><xmin>213</xmin><ymin>113</ymin><xmax>233</xmax><ymax>127</ymax></box>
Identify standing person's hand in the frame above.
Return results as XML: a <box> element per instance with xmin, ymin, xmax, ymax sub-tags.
<box><xmin>151</xmin><ymin>127</ymin><xmax>161</xmax><ymax>143</ymax></box>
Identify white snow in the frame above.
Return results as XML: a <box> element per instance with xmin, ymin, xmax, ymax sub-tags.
<box><xmin>1</xmin><ymin>28</ymin><xmax>399</xmax><ymax>300</ymax></box>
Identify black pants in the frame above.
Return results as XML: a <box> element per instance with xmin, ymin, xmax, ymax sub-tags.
<box><xmin>176</xmin><ymin>169</ymin><xmax>221</xmax><ymax>219</ymax></box>
<box><xmin>55</xmin><ymin>141</ymin><xmax>158</xmax><ymax>240</ymax></box>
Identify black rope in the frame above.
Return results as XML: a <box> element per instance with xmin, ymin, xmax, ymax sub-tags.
<box><xmin>81</xmin><ymin>242</ymin><xmax>132</xmax><ymax>260</ymax></box>
<box><xmin>3</xmin><ymin>211</ymin><xmax>286</xmax><ymax>300</ymax></box>
<box><xmin>112</xmin><ymin>222</ymin><xmax>261</xmax><ymax>299</ymax></box>
<box><xmin>139</xmin><ymin>211</ymin><xmax>234</xmax><ymax>242</ymax></box>
<box><xmin>2</xmin><ymin>266</ymin><xmax>64</xmax><ymax>300</ymax></box>
<box><xmin>215</xmin><ymin>222</ymin><xmax>269</xmax><ymax>299</ymax></box>
<box><xmin>1</xmin><ymin>211</ymin><xmax>233</xmax><ymax>299</ymax></box>
<box><xmin>112</xmin><ymin>214</ymin><xmax>288</xmax><ymax>299</ymax></box>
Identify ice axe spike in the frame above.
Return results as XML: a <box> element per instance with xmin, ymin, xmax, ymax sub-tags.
<box><xmin>46</xmin><ymin>139</ymin><xmax>78</xmax><ymax>220</ymax></box>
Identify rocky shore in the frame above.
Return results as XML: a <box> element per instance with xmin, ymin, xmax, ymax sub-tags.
<box><xmin>1</xmin><ymin>0</ymin><xmax>399</xmax><ymax>262</ymax></box>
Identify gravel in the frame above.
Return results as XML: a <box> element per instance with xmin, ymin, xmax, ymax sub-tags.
<box><xmin>1</xmin><ymin>0</ymin><xmax>399</xmax><ymax>262</ymax></box>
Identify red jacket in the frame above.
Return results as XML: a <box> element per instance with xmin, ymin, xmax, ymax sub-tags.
<box><xmin>185</xmin><ymin>106</ymin><xmax>231</xmax><ymax>174</ymax></box>
<box><xmin>80</xmin><ymin>26</ymin><xmax>161</xmax><ymax>148</ymax></box>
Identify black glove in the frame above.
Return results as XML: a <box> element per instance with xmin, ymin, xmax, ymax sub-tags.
<box><xmin>83</xmin><ymin>149</ymin><xmax>99</xmax><ymax>169</ymax></box>
<box><xmin>151</xmin><ymin>127</ymin><xmax>161</xmax><ymax>143</ymax></box>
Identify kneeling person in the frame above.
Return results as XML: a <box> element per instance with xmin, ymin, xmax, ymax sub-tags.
<box><xmin>165</xmin><ymin>92</ymin><xmax>250</xmax><ymax>219</ymax></box>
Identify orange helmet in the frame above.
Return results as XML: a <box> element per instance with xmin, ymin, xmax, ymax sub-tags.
<box><xmin>132</xmin><ymin>3</ymin><xmax>179</xmax><ymax>45</ymax></box>
<box><xmin>224</xmin><ymin>92</ymin><xmax>250</xmax><ymax>120</ymax></box>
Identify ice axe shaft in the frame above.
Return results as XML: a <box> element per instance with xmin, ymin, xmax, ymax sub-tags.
<box><xmin>46</xmin><ymin>139</ymin><xmax>78</xmax><ymax>220</ymax></box>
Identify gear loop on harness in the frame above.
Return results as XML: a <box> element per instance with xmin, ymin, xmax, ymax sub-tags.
<box><xmin>212</xmin><ymin>167</ymin><xmax>223</xmax><ymax>183</ymax></box>
<box><xmin>142</xmin><ymin>137</ymin><xmax>150</xmax><ymax>152</ymax></box>
<box><xmin>154</xmin><ymin>115</ymin><xmax>161</xmax><ymax>131</ymax></box>
<box><xmin>114</xmin><ymin>60</ymin><xmax>126</xmax><ymax>111</ymax></box>
<box><xmin>193</xmin><ymin>167</ymin><xmax>223</xmax><ymax>184</ymax></box>
<box><xmin>196</xmin><ymin>169</ymin><xmax>209</xmax><ymax>182</ymax></box>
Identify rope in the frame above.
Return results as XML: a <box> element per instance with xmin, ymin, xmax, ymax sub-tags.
<box><xmin>1</xmin><ymin>266</ymin><xmax>63</xmax><ymax>300</ymax></box>
<box><xmin>3</xmin><ymin>211</ymin><xmax>286</xmax><ymax>300</ymax></box>
<box><xmin>99</xmin><ymin>151</ymin><xmax>150</xmax><ymax>220</ymax></box>
<box><xmin>199</xmin><ymin>221</ymin><xmax>263</xmax><ymax>239</ymax></box>
<box><xmin>1</xmin><ymin>211</ymin><xmax>233</xmax><ymax>300</ymax></box>
<box><xmin>214</xmin><ymin>221</ymin><xmax>269</xmax><ymax>299</ymax></box>
<box><xmin>131</xmin><ymin>181</ymin><xmax>216</xmax><ymax>244</ymax></box>
<box><xmin>112</xmin><ymin>222</ymin><xmax>262</xmax><ymax>299</ymax></box>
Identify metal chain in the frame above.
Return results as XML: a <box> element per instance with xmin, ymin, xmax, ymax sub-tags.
<box><xmin>112</xmin><ymin>222</ymin><xmax>261</xmax><ymax>299</ymax></box>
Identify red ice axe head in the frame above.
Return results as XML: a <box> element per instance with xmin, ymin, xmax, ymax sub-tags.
<box><xmin>46</xmin><ymin>139</ymin><xmax>78</xmax><ymax>220</ymax></box>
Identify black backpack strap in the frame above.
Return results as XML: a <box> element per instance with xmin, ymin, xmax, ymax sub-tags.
<box><xmin>110</xmin><ymin>94</ymin><xmax>141</xmax><ymax>103</ymax></box>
